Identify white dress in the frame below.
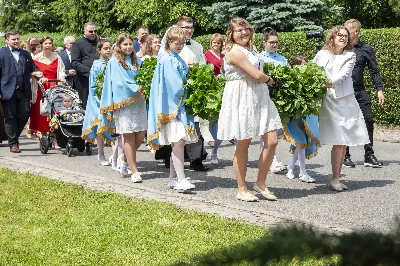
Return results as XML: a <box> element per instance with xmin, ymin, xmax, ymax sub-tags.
<box><xmin>319</xmin><ymin>56</ymin><xmax>369</xmax><ymax>146</ymax></box>
<box><xmin>113</xmin><ymin>95</ymin><xmax>147</xmax><ymax>134</ymax></box>
<box><xmin>217</xmin><ymin>45</ymin><xmax>282</xmax><ymax>140</ymax></box>
<box><xmin>158</xmin><ymin>118</ymin><xmax>198</xmax><ymax>145</ymax></box>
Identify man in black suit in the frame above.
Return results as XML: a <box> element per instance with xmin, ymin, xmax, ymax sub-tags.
<box><xmin>58</xmin><ymin>36</ymin><xmax>76</xmax><ymax>87</ymax></box>
<box><xmin>71</xmin><ymin>22</ymin><xmax>99</xmax><ymax>109</ymax></box>
<box><xmin>0</xmin><ymin>30</ymin><xmax>42</xmax><ymax>152</ymax></box>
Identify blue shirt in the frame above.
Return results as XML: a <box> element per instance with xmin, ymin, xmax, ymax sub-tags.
<box><xmin>259</xmin><ymin>51</ymin><xmax>289</xmax><ymax>67</ymax></box>
<box><xmin>134</xmin><ymin>40</ymin><xmax>140</xmax><ymax>53</ymax></box>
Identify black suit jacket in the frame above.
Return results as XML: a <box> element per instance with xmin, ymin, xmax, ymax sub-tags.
<box><xmin>59</xmin><ymin>49</ymin><xmax>75</xmax><ymax>87</ymax></box>
<box><xmin>70</xmin><ymin>37</ymin><xmax>98</xmax><ymax>106</ymax></box>
<box><xmin>0</xmin><ymin>46</ymin><xmax>37</xmax><ymax>100</ymax></box>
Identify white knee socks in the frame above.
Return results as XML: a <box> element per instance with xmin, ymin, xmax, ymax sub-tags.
<box><xmin>171</xmin><ymin>141</ymin><xmax>185</xmax><ymax>182</ymax></box>
<box><xmin>298</xmin><ymin>148</ymin><xmax>307</xmax><ymax>176</ymax></box>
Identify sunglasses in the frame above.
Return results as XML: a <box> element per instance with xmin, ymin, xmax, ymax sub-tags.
<box><xmin>87</xmin><ymin>30</ymin><xmax>97</xmax><ymax>34</ymax></box>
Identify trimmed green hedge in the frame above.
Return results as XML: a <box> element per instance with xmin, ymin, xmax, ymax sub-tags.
<box><xmin>196</xmin><ymin>28</ymin><xmax>400</xmax><ymax>126</ymax></box>
<box><xmin>2</xmin><ymin>29</ymin><xmax>400</xmax><ymax>125</ymax></box>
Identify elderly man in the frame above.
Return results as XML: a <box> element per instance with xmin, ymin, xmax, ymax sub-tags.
<box><xmin>59</xmin><ymin>36</ymin><xmax>76</xmax><ymax>87</ymax></box>
<box><xmin>71</xmin><ymin>22</ymin><xmax>99</xmax><ymax>109</ymax></box>
<box><xmin>343</xmin><ymin>19</ymin><xmax>385</xmax><ymax>168</ymax></box>
<box><xmin>134</xmin><ymin>26</ymin><xmax>149</xmax><ymax>53</ymax></box>
<box><xmin>0</xmin><ymin>30</ymin><xmax>42</xmax><ymax>152</ymax></box>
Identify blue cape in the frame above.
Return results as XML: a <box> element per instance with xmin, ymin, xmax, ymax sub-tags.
<box><xmin>282</xmin><ymin>115</ymin><xmax>320</xmax><ymax>159</ymax></box>
<box><xmin>98</xmin><ymin>55</ymin><xmax>143</xmax><ymax>137</ymax></box>
<box><xmin>147</xmin><ymin>52</ymin><xmax>195</xmax><ymax>150</ymax></box>
<box><xmin>82</xmin><ymin>59</ymin><xmax>115</xmax><ymax>144</ymax></box>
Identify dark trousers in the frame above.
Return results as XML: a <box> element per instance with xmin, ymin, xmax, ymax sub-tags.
<box><xmin>76</xmin><ymin>75</ymin><xmax>89</xmax><ymax>110</ymax></box>
<box><xmin>1</xmin><ymin>89</ymin><xmax>30</xmax><ymax>147</ymax></box>
<box><xmin>346</xmin><ymin>90</ymin><xmax>374</xmax><ymax>157</ymax></box>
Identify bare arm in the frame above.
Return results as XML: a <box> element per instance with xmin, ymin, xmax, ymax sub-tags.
<box><xmin>226</xmin><ymin>47</ymin><xmax>271</xmax><ymax>83</ymax></box>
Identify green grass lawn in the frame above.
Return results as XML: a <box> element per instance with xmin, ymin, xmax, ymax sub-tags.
<box><xmin>0</xmin><ymin>168</ymin><xmax>340</xmax><ymax>266</ymax></box>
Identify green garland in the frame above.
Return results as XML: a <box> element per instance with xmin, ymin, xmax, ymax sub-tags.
<box><xmin>94</xmin><ymin>72</ymin><xmax>104</xmax><ymax>100</ymax></box>
<box><xmin>134</xmin><ymin>57</ymin><xmax>157</xmax><ymax>100</ymax></box>
<box><xmin>264</xmin><ymin>62</ymin><xmax>329</xmax><ymax>124</ymax></box>
<box><xmin>184</xmin><ymin>64</ymin><xmax>225</xmax><ymax>122</ymax></box>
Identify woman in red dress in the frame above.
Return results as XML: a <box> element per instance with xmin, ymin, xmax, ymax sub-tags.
<box><xmin>30</xmin><ymin>36</ymin><xmax>66</xmax><ymax>143</ymax></box>
<box><xmin>204</xmin><ymin>33</ymin><xmax>225</xmax><ymax>165</ymax></box>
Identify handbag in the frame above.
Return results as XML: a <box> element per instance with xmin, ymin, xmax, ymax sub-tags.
<box><xmin>40</xmin><ymin>96</ymin><xmax>51</xmax><ymax>116</ymax></box>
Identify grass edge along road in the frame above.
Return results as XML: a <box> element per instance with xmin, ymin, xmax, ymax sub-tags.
<box><xmin>0</xmin><ymin>168</ymin><xmax>340</xmax><ymax>265</ymax></box>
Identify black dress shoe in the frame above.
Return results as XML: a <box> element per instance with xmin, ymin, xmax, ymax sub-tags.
<box><xmin>364</xmin><ymin>154</ymin><xmax>383</xmax><ymax>168</ymax></box>
<box><xmin>343</xmin><ymin>156</ymin><xmax>355</xmax><ymax>168</ymax></box>
<box><xmin>190</xmin><ymin>163</ymin><xmax>209</xmax><ymax>171</ymax></box>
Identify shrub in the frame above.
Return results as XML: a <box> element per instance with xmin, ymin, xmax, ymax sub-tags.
<box><xmin>196</xmin><ymin>28</ymin><xmax>400</xmax><ymax>126</ymax></box>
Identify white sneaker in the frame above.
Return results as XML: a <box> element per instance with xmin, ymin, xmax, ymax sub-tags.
<box><xmin>174</xmin><ymin>179</ymin><xmax>195</xmax><ymax>190</ymax></box>
<box><xmin>120</xmin><ymin>162</ymin><xmax>130</xmax><ymax>177</ymax></box>
<box><xmin>211</xmin><ymin>154</ymin><xmax>218</xmax><ymax>165</ymax></box>
<box><xmin>131</xmin><ymin>172</ymin><xmax>143</xmax><ymax>183</ymax></box>
<box><xmin>98</xmin><ymin>155</ymin><xmax>111</xmax><ymax>166</ymax></box>
<box><xmin>167</xmin><ymin>178</ymin><xmax>177</xmax><ymax>189</ymax></box>
<box><xmin>270</xmin><ymin>158</ymin><xmax>287</xmax><ymax>173</ymax></box>
<box><xmin>299</xmin><ymin>173</ymin><xmax>316</xmax><ymax>183</ymax></box>
<box><xmin>286</xmin><ymin>170</ymin><xmax>295</xmax><ymax>179</ymax></box>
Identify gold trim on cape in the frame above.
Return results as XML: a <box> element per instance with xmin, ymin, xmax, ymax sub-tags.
<box><xmin>100</xmin><ymin>89</ymin><xmax>144</xmax><ymax>114</ymax></box>
<box><xmin>302</xmin><ymin>117</ymin><xmax>321</xmax><ymax>147</ymax></box>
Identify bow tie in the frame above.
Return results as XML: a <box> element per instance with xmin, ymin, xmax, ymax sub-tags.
<box><xmin>11</xmin><ymin>48</ymin><xmax>21</xmax><ymax>52</ymax></box>
<box><xmin>185</xmin><ymin>40</ymin><xmax>191</xmax><ymax>45</ymax></box>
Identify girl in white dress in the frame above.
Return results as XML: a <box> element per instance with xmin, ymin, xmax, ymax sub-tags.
<box><xmin>218</xmin><ymin>17</ymin><xmax>282</xmax><ymax>202</ymax></box>
<box><xmin>313</xmin><ymin>26</ymin><xmax>369</xmax><ymax>191</ymax></box>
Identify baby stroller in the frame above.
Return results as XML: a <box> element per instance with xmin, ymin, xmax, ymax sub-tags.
<box><xmin>38</xmin><ymin>80</ymin><xmax>92</xmax><ymax>157</ymax></box>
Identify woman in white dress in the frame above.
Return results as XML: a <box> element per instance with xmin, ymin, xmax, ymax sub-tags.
<box><xmin>218</xmin><ymin>17</ymin><xmax>282</xmax><ymax>202</ymax></box>
<box><xmin>313</xmin><ymin>26</ymin><xmax>369</xmax><ymax>191</ymax></box>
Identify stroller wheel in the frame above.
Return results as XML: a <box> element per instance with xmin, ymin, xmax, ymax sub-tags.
<box><xmin>40</xmin><ymin>138</ymin><xmax>49</xmax><ymax>154</ymax></box>
<box><xmin>67</xmin><ymin>144</ymin><xmax>73</xmax><ymax>157</ymax></box>
<box><xmin>85</xmin><ymin>142</ymin><xmax>92</xmax><ymax>155</ymax></box>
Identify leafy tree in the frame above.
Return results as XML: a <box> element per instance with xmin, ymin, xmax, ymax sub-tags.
<box><xmin>0</xmin><ymin>0</ymin><xmax>61</xmax><ymax>33</ymax></box>
<box><xmin>389</xmin><ymin>0</ymin><xmax>400</xmax><ymax>16</ymax></box>
<box><xmin>113</xmin><ymin>0</ymin><xmax>214</xmax><ymax>35</ymax></box>
<box><xmin>328</xmin><ymin>0</ymin><xmax>400</xmax><ymax>28</ymax></box>
<box><xmin>204</xmin><ymin>0</ymin><xmax>332</xmax><ymax>32</ymax></box>
<box><xmin>50</xmin><ymin>0</ymin><xmax>122</xmax><ymax>35</ymax></box>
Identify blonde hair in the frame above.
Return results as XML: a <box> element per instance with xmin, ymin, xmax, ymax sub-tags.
<box><xmin>209</xmin><ymin>33</ymin><xmax>224</xmax><ymax>52</ymax></box>
<box><xmin>344</xmin><ymin>19</ymin><xmax>361</xmax><ymax>30</ymax></box>
<box><xmin>322</xmin><ymin>26</ymin><xmax>353</xmax><ymax>53</ymax></box>
<box><xmin>225</xmin><ymin>17</ymin><xmax>254</xmax><ymax>52</ymax></box>
<box><xmin>114</xmin><ymin>33</ymin><xmax>139</xmax><ymax>70</ymax></box>
<box><xmin>164</xmin><ymin>28</ymin><xmax>185</xmax><ymax>52</ymax></box>
<box><xmin>143</xmin><ymin>34</ymin><xmax>160</xmax><ymax>57</ymax></box>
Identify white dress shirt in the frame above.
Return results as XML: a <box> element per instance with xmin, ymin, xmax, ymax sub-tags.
<box><xmin>9</xmin><ymin>46</ymin><xmax>20</xmax><ymax>62</ymax></box>
<box><xmin>68</xmin><ymin>50</ymin><xmax>72</xmax><ymax>63</ymax></box>
<box><xmin>179</xmin><ymin>39</ymin><xmax>206</xmax><ymax>65</ymax></box>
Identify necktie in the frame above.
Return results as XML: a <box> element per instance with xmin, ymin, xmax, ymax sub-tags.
<box><xmin>11</xmin><ymin>47</ymin><xmax>20</xmax><ymax>52</ymax></box>
<box><xmin>185</xmin><ymin>40</ymin><xmax>191</xmax><ymax>45</ymax></box>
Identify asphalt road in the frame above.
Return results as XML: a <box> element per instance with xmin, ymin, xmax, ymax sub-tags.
<box><xmin>1</xmin><ymin>133</ymin><xmax>399</xmax><ymax>233</ymax></box>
